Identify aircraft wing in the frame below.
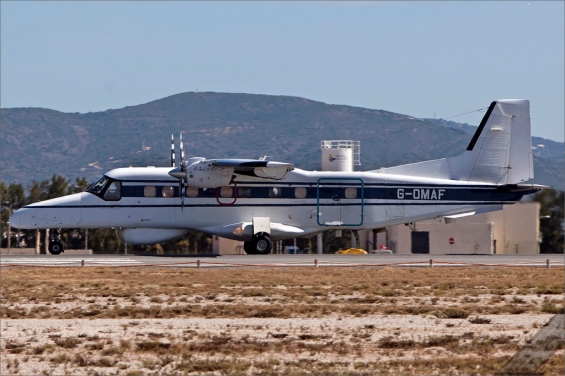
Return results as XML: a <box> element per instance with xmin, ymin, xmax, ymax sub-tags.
<box><xmin>212</xmin><ymin>159</ymin><xmax>293</xmax><ymax>180</ymax></box>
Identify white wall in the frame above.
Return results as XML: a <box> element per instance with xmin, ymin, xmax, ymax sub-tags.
<box><xmin>383</xmin><ymin>202</ymin><xmax>540</xmax><ymax>255</ymax></box>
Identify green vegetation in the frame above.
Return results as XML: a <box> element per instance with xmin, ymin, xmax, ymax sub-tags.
<box><xmin>1</xmin><ymin>175</ymin><xmax>88</xmax><ymax>250</ymax></box>
<box><xmin>533</xmin><ymin>188</ymin><xmax>565</xmax><ymax>253</ymax></box>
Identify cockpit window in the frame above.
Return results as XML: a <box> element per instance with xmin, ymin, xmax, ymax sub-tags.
<box><xmin>103</xmin><ymin>181</ymin><xmax>121</xmax><ymax>201</ymax></box>
<box><xmin>86</xmin><ymin>176</ymin><xmax>109</xmax><ymax>194</ymax></box>
<box><xmin>85</xmin><ymin>176</ymin><xmax>121</xmax><ymax>201</ymax></box>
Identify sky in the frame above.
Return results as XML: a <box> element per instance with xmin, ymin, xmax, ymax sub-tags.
<box><xmin>2</xmin><ymin>1</ymin><xmax>563</xmax><ymax>142</ymax></box>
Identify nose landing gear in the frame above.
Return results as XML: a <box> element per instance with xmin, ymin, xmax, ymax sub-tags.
<box><xmin>48</xmin><ymin>229</ymin><xmax>65</xmax><ymax>255</ymax></box>
<box><xmin>243</xmin><ymin>233</ymin><xmax>272</xmax><ymax>255</ymax></box>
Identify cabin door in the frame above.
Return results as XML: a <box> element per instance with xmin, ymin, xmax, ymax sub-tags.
<box><xmin>316</xmin><ymin>178</ymin><xmax>364</xmax><ymax>227</ymax></box>
<box><xmin>339</xmin><ymin>178</ymin><xmax>364</xmax><ymax>226</ymax></box>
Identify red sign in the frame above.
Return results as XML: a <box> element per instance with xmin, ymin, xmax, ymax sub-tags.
<box><xmin>449</xmin><ymin>238</ymin><xmax>455</xmax><ymax>245</ymax></box>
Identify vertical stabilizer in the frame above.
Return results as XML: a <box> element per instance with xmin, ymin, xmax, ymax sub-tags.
<box><xmin>454</xmin><ymin>99</ymin><xmax>533</xmax><ymax>184</ymax></box>
<box><xmin>373</xmin><ymin>99</ymin><xmax>534</xmax><ymax>184</ymax></box>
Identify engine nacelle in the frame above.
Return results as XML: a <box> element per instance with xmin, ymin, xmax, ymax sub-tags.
<box><xmin>117</xmin><ymin>228</ymin><xmax>187</xmax><ymax>245</ymax></box>
<box><xmin>186</xmin><ymin>161</ymin><xmax>233</xmax><ymax>188</ymax></box>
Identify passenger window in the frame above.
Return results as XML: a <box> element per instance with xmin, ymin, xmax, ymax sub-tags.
<box><xmin>186</xmin><ymin>186</ymin><xmax>198</xmax><ymax>197</ymax></box>
<box><xmin>220</xmin><ymin>186</ymin><xmax>233</xmax><ymax>198</ymax></box>
<box><xmin>162</xmin><ymin>186</ymin><xmax>174</xmax><ymax>198</ymax></box>
<box><xmin>238</xmin><ymin>187</ymin><xmax>250</xmax><ymax>198</ymax></box>
<box><xmin>103</xmin><ymin>181</ymin><xmax>121</xmax><ymax>201</ymax></box>
<box><xmin>294</xmin><ymin>187</ymin><xmax>307</xmax><ymax>198</ymax></box>
<box><xmin>345</xmin><ymin>187</ymin><xmax>357</xmax><ymax>199</ymax></box>
<box><xmin>144</xmin><ymin>186</ymin><xmax>156</xmax><ymax>197</ymax></box>
<box><xmin>269</xmin><ymin>187</ymin><xmax>282</xmax><ymax>198</ymax></box>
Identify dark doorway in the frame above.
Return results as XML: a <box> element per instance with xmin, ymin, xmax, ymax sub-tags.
<box><xmin>411</xmin><ymin>231</ymin><xmax>430</xmax><ymax>254</ymax></box>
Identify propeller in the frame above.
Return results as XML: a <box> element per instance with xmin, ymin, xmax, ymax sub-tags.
<box><xmin>178</xmin><ymin>133</ymin><xmax>186</xmax><ymax>211</ymax></box>
<box><xmin>170</xmin><ymin>133</ymin><xmax>188</xmax><ymax>211</ymax></box>
<box><xmin>179</xmin><ymin>132</ymin><xmax>185</xmax><ymax>168</ymax></box>
<box><xmin>170</xmin><ymin>134</ymin><xmax>176</xmax><ymax>167</ymax></box>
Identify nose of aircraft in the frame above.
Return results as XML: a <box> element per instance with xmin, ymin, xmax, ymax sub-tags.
<box><xmin>9</xmin><ymin>207</ymin><xmax>37</xmax><ymax>229</ymax></box>
<box><xmin>9</xmin><ymin>193</ymin><xmax>83</xmax><ymax>229</ymax></box>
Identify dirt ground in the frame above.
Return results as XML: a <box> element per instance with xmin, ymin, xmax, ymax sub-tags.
<box><xmin>1</xmin><ymin>267</ymin><xmax>563</xmax><ymax>375</ymax></box>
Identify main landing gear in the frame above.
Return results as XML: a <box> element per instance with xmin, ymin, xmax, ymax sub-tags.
<box><xmin>244</xmin><ymin>233</ymin><xmax>272</xmax><ymax>255</ymax></box>
<box><xmin>48</xmin><ymin>229</ymin><xmax>65</xmax><ymax>255</ymax></box>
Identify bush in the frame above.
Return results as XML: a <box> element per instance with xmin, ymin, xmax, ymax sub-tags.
<box><xmin>542</xmin><ymin>302</ymin><xmax>564</xmax><ymax>314</ymax></box>
<box><xmin>468</xmin><ymin>316</ymin><xmax>492</xmax><ymax>324</ymax></box>
<box><xmin>442</xmin><ymin>308</ymin><xmax>469</xmax><ymax>319</ymax></box>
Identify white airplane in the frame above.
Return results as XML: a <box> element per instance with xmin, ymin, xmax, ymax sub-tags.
<box><xmin>10</xmin><ymin>99</ymin><xmax>545</xmax><ymax>255</ymax></box>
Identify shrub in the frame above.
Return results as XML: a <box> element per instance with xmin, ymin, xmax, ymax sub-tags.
<box><xmin>468</xmin><ymin>316</ymin><xmax>492</xmax><ymax>324</ymax></box>
<box><xmin>542</xmin><ymin>302</ymin><xmax>564</xmax><ymax>314</ymax></box>
<box><xmin>50</xmin><ymin>353</ymin><xmax>69</xmax><ymax>364</ymax></box>
<box><xmin>377</xmin><ymin>336</ymin><xmax>416</xmax><ymax>349</ymax></box>
<box><xmin>54</xmin><ymin>337</ymin><xmax>81</xmax><ymax>348</ymax></box>
<box><xmin>95</xmin><ymin>357</ymin><xmax>117</xmax><ymax>367</ymax></box>
<box><xmin>442</xmin><ymin>308</ymin><xmax>469</xmax><ymax>319</ymax></box>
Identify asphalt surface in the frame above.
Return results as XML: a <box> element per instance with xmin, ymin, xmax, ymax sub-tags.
<box><xmin>1</xmin><ymin>253</ymin><xmax>563</xmax><ymax>268</ymax></box>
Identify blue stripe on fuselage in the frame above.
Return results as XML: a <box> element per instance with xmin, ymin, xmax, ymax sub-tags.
<box><xmin>118</xmin><ymin>185</ymin><xmax>523</xmax><ymax>202</ymax></box>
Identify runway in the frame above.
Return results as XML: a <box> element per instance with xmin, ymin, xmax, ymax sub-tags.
<box><xmin>1</xmin><ymin>253</ymin><xmax>563</xmax><ymax>268</ymax></box>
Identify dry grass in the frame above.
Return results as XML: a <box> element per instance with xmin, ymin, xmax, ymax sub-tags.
<box><xmin>1</xmin><ymin>266</ymin><xmax>563</xmax><ymax>375</ymax></box>
<box><xmin>1</xmin><ymin>267</ymin><xmax>563</xmax><ymax>320</ymax></box>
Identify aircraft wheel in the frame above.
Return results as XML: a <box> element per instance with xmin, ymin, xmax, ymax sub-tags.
<box><xmin>254</xmin><ymin>235</ymin><xmax>272</xmax><ymax>255</ymax></box>
<box><xmin>49</xmin><ymin>240</ymin><xmax>64</xmax><ymax>255</ymax></box>
<box><xmin>244</xmin><ymin>241</ymin><xmax>256</xmax><ymax>255</ymax></box>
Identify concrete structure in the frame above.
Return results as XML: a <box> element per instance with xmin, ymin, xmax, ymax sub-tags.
<box><xmin>374</xmin><ymin>202</ymin><xmax>540</xmax><ymax>255</ymax></box>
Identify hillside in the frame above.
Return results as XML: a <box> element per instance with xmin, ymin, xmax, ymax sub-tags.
<box><xmin>1</xmin><ymin>92</ymin><xmax>563</xmax><ymax>190</ymax></box>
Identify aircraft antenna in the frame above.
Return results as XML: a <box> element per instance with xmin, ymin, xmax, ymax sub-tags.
<box><xmin>359</xmin><ymin>107</ymin><xmax>489</xmax><ymax>143</ymax></box>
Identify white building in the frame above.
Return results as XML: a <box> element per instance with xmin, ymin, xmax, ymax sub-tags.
<box><xmin>370</xmin><ymin>202</ymin><xmax>540</xmax><ymax>255</ymax></box>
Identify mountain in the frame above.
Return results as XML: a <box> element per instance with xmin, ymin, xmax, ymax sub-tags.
<box><xmin>1</xmin><ymin>92</ymin><xmax>563</xmax><ymax>190</ymax></box>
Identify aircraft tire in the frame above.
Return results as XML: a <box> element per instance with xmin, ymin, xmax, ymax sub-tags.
<box><xmin>254</xmin><ymin>235</ymin><xmax>272</xmax><ymax>255</ymax></box>
<box><xmin>243</xmin><ymin>241</ymin><xmax>257</xmax><ymax>255</ymax></box>
<box><xmin>49</xmin><ymin>240</ymin><xmax>64</xmax><ymax>255</ymax></box>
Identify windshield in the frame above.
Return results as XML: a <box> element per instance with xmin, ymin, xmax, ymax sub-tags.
<box><xmin>85</xmin><ymin>176</ymin><xmax>109</xmax><ymax>194</ymax></box>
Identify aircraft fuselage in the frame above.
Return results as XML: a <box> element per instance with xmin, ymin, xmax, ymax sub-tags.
<box><xmin>9</xmin><ymin>167</ymin><xmax>535</xmax><ymax>242</ymax></box>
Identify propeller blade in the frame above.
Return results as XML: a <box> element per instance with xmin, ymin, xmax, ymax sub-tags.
<box><xmin>179</xmin><ymin>132</ymin><xmax>185</xmax><ymax>171</ymax></box>
<box><xmin>170</xmin><ymin>134</ymin><xmax>176</xmax><ymax>168</ymax></box>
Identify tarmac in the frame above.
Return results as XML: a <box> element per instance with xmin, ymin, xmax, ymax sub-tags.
<box><xmin>1</xmin><ymin>253</ymin><xmax>563</xmax><ymax>268</ymax></box>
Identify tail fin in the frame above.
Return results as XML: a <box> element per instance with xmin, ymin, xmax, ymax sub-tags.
<box><xmin>374</xmin><ymin>99</ymin><xmax>534</xmax><ymax>184</ymax></box>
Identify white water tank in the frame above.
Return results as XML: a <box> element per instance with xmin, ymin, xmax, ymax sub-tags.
<box><xmin>321</xmin><ymin>140</ymin><xmax>360</xmax><ymax>172</ymax></box>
